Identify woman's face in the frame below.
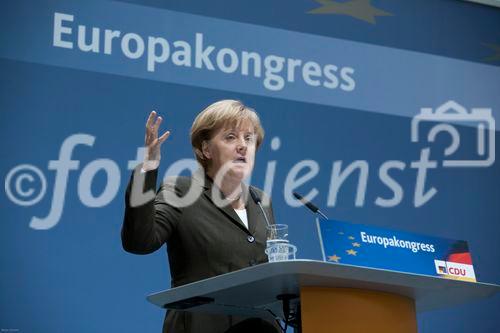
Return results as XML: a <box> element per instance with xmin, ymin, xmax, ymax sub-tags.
<box><xmin>203</xmin><ymin>120</ymin><xmax>257</xmax><ymax>182</ymax></box>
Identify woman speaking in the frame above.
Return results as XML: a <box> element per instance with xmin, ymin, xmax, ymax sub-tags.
<box><xmin>122</xmin><ymin>100</ymin><xmax>280</xmax><ymax>332</ymax></box>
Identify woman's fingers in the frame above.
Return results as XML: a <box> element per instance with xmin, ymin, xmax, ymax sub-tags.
<box><xmin>143</xmin><ymin>111</ymin><xmax>169</xmax><ymax>165</ymax></box>
<box><xmin>146</xmin><ymin>111</ymin><xmax>156</xmax><ymax>130</ymax></box>
<box><xmin>144</xmin><ymin>110</ymin><xmax>169</xmax><ymax>150</ymax></box>
<box><xmin>152</xmin><ymin>116</ymin><xmax>163</xmax><ymax>137</ymax></box>
<box><xmin>158</xmin><ymin>130</ymin><xmax>171</xmax><ymax>144</ymax></box>
<box><xmin>145</xmin><ymin>111</ymin><xmax>157</xmax><ymax>145</ymax></box>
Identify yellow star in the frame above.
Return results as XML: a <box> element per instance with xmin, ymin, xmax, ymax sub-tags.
<box><xmin>482</xmin><ymin>43</ymin><xmax>500</xmax><ymax>62</ymax></box>
<box><xmin>346</xmin><ymin>249</ymin><xmax>357</xmax><ymax>256</ymax></box>
<box><xmin>352</xmin><ymin>242</ymin><xmax>361</xmax><ymax>247</ymax></box>
<box><xmin>348</xmin><ymin>236</ymin><xmax>355</xmax><ymax>240</ymax></box>
<box><xmin>308</xmin><ymin>0</ymin><xmax>393</xmax><ymax>25</ymax></box>
<box><xmin>328</xmin><ymin>254</ymin><xmax>341</xmax><ymax>262</ymax></box>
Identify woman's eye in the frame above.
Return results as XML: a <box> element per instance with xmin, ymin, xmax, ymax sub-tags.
<box><xmin>226</xmin><ymin>134</ymin><xmax>236</xmax><ymax>140</ymax></box>
<box><xmin>245</xmin><ymin>135</ymin><xmax>255</xmax><ymax>142</ymax></box>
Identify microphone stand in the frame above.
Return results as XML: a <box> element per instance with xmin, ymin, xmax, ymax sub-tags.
<box><xmin>293</xmin><ymin>192</ymin><xmax>329</xmax><ymax>262</ymax></box>
<box><xmin>315</xmin><ymin>216</ymin><xmax>327</xmax><ymax>262</ymax></box>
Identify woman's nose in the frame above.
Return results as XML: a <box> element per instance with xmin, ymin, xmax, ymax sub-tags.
<box><xmin>236</xmin><ymin>137</ymin><xmax>247</xmax><ymax>151</ymax></box>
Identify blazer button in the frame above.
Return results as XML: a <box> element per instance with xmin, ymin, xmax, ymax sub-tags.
<box><xmin>247</xmin><ymin>235</ymin><xmax>255</xmax><ymax>243</ymax></box>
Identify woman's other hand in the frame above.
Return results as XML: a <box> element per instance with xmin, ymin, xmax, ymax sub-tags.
<box><xmin>143</xmin><ymin>111</ymin><xmax>170</xmax><ymax>171</ymax></box>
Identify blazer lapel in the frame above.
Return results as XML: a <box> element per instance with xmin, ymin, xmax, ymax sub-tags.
<box><xmin>198</xmin><ymin>171</ymin><xmax>251</xmax><ymax>235</ymax></box>
<box><xmin>242</xmin><ymin>184</ymin><xmax>261</xmax><ymax>235</ymax></box>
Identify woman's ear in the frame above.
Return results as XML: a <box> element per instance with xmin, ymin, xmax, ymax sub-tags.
<box><xmin>201</xmin><ymin>141</ymin><xmax>211</xmax><ymax>159</ymax></box>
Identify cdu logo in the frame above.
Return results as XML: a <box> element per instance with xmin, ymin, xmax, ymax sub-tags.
<box><xmin>411</xmin><ymin>100</ymin><xmax>495</xmax><ymax>168</ymax></box>
<box><xmin>434</xmin><ymin>259</ymin><xmax>476</xmax><ymax>282</ymax></box>
<box><xmin>437</xmin><ymin>265</ymin><xmax>447</xmax><ymax>274</ymax></box>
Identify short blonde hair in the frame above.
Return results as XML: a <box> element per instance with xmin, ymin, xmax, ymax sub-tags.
<box><xmin>190</xmin><ymin>100</ymin><xmax>264</xmax><ymax>168</ymax></box>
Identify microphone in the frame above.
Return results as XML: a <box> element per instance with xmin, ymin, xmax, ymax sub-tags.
<box><xmin>292</xmin><ymin>192</ymin><xmax>329</xmax><ymax>219</ymax></box>
<box><xmin>249</xmin><ymin>187</ymin><xmax>271</xmax><ymax>227</ymax></box>
<box><xmin>292</xmin><ymin>191</ymin><xmax>328</xmax><ymax>261</ymax></box>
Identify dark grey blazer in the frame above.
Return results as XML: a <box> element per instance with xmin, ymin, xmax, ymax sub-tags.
<box><xmin>122</xmin><ymin>166</ymin><xmax>278</xmax><ymax>333</ymax></box>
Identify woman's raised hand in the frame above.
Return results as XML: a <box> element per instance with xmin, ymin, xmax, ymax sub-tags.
<box><xmin>143</xmin><ymin>111</ymin><xmax>170</xmax><ymax>171</ymax></box>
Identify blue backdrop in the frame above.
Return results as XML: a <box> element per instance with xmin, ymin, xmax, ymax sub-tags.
<box><xmin>1</xmin><ymin>0</ymin><xmax>499</xmax><ymax>332</ymax></box>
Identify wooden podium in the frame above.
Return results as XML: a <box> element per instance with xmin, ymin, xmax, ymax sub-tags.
<box><xmin>147</xmin><ymin>260</ymin><xmax>500</xmax><ymax>332</ymax></box>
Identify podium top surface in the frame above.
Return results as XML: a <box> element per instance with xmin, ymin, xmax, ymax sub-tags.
<box><xmin>147</xmin><ymin>260</ymin><xmax>499</xmax><ymax>317</ymax></box>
